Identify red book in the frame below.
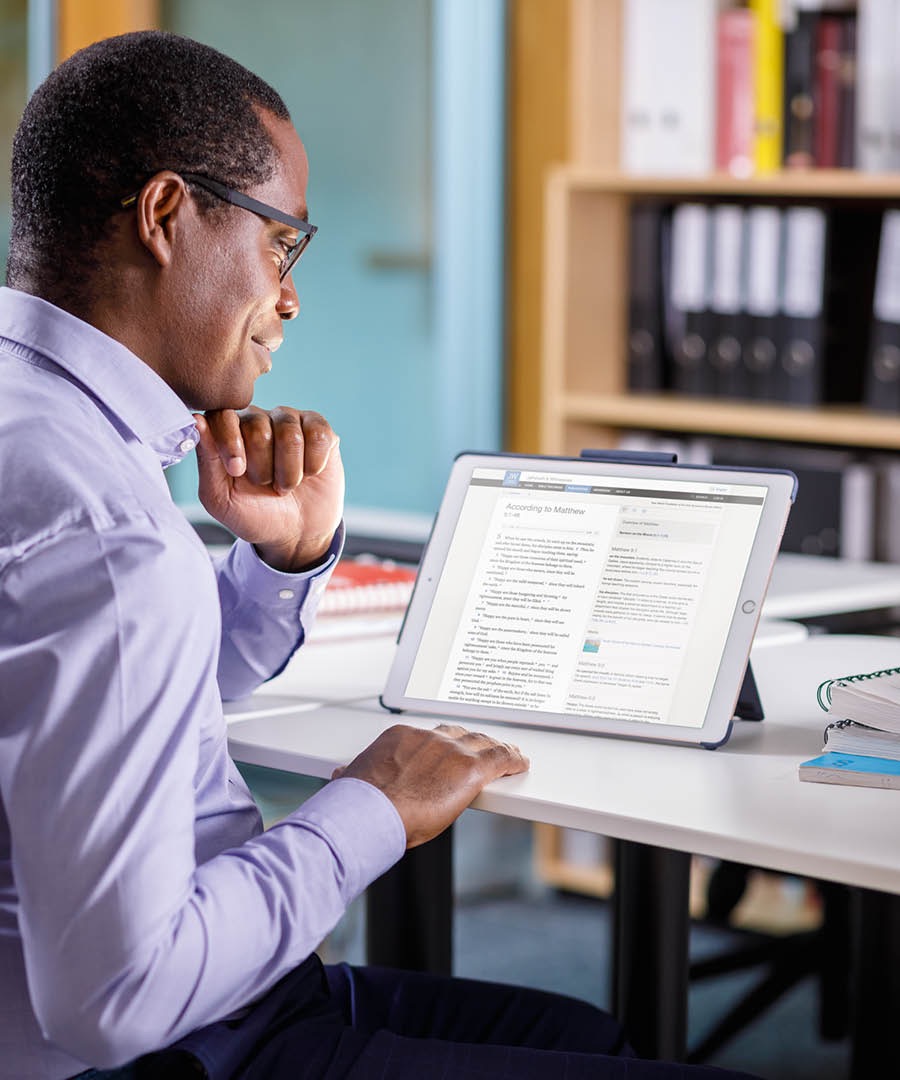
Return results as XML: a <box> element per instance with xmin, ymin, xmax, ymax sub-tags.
<box><xmin>715</xmin><ymin>8</ymin><xmax>755</xmax><ymax>176</ymax></box>
<box><xmin>320</xmin><ymin>556</ymin><xmax>417</xmax><ymax>615</ymax></box>
<box><xmin>814</xmin><ymin>15</ymin><xmax>843</xmax><ymax>167</ymax></box>
<box><xmin>836</xmin><ymin>14</ymin><xmax>857</xmax><ymax>168</ymax></box>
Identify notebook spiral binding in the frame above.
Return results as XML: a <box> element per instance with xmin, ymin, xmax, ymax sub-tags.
<box><xmin>816</xmin><ymin>666</ymin><xmax>900</xmax><ymax>711</ymax></box>
<box><xmin>823</xmin><ymin>718</ymin><xmax>856</xmax><ymax>741</ymax></box>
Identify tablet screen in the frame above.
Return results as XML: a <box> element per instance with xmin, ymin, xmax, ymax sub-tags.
<box><xmin>384</xmin><ymin>454</ymin><xmax>795</xmax><ymax>746</ymax></box>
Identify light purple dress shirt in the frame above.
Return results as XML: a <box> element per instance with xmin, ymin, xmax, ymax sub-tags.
<box><xmin>0</xmin><ymin>288</ymin><xmax>406</xmax><ymax>1078</ymax></box>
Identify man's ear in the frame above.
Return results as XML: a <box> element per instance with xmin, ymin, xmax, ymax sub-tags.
<box><xmin>133</xmin><ymin>171</ymin><xmax>190</xmax><ymax>269</ymax></box>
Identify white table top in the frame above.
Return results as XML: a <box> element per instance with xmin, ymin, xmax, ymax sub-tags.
<box><xmin>228</xmin><ymin>632</ymin><xmax>900</xmax><ymax>896</ymax></box>
<box><xmin>751</xmin><ymin>617</ymin><xmax>808</xmax><ymax>648</ymax></box>
<box><xmin>765</xmin><ymin>552</ymin><xmax>900</xmax><ymax>619</ymax></box>
<box><xmin>223</xmin><ymin>633</ymin><xmax>401</xmax><ymax>721</ymax></box>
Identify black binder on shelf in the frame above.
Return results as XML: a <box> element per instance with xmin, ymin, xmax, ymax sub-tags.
<box><xmin>666</xmin><ymin>202</ymin><xmax>714</xmax><ymax>396</ymax></box>
<box><xmin>743</xmin><ymin>203</ymin><xmax>876</xmax><ymax>407</ymax></box>
<box><xmin>823</xmin><ymin>205</ymin><xmax>881</xmax><ymax>405</ymax></box>
<box><xmin>742</xmin><ymin>204</ymin><xmax>782</xmax><ymax>401</ymax></box>
<box><xmin>708</xmin><ymin>204</ymin><xmax>749</xmax><ymax>399</ymax></box>
<box><xmin>782</xmin><ymin>9</ymin><xmax>818</xmax><ymax>169</ymax></box>
<box><xmin>627</xmin><ymin>202</ymin><xmax>669</xmax><ymax>392</ymax></box>
<box><xmin>864</xmin><ymin>210</ymin><xmax>900</xmax><ymax>412</ymax></box>
<box><xmin>777</xmin><ymin>205</ymin><xmax>827</xmax><ymax>405</ymax></box>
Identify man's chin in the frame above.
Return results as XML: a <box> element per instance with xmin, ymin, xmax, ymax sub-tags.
<box><xmin>186</xmin><ymin>391</ymin><xmax>254</xmax><ymax>414</ymax></box>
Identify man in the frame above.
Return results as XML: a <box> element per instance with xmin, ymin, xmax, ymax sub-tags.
<box><xmin>0</xmin><ymin>30</ymin><xmax>760</xmax><ymax>1080</ymax></box>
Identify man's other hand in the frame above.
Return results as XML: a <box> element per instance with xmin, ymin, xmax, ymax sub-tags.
<box><xmin>332</xmin><ymin>724</ymin><xmax>530</xmax><ymax>848</ymax></box>
<box><xmin>194</xmin><ymin>406</ymin><xmax>344</xmax><ymax>572</ymax></box>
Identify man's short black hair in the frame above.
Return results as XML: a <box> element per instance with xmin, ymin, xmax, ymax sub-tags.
<box><xmin>6</xmin><ymin>30</ymin><xmax>291</xmax><ymax>307</ymax></box>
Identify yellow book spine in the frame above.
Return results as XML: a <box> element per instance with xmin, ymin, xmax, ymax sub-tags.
<box><xmin>750</xmin><ymin>0</ymin><xmax>784</xmax><ymax>173</ymax></box>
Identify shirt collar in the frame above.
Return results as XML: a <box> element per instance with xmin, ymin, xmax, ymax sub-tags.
<box><xmin>0</xmin><ymin>286</ymin><xmax>199</xmax><ymax>467</ymax></box>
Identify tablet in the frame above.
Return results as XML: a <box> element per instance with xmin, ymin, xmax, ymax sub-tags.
<box><xmin>381</xmin><ymin>451</ymin><xmax>797</xmax><ymax>749</ymax></box>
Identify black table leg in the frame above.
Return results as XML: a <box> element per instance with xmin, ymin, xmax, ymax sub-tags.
<box><xmin>365</xmin><ymin>825</ymin><xmax>454</xmax><ymax>974</ymax></box>
<box><xmin>850</xmin><ymin>887</ymin><xmax>900</xmax><ymax>1078</ymax></box>
<box><xmin>612</xmin><ymin>839</ymin><xmax>692</xmax><ymax>1061</ymax></box>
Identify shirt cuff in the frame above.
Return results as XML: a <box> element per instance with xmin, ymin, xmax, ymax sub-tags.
<box><xmin>284</xmin><ymin>775</ymin><xmax>407</xmax><ymax>895</ymax></box>
<box><xmin>224</xmin><ymin>523</ymin><xmax>345</xmax><ymax>614</ymax></box>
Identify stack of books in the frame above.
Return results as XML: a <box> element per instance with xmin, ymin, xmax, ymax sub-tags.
<box><xmin>799</xmin><ymin>664</ymin><xmax>900</xmax><ymax>788</ymax></box>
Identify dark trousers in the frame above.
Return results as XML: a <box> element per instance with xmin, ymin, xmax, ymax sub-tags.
<box><xmin>75</xmin><ymin>957</ymin><xmax>761</xmax><ymax>1080</ymax></box>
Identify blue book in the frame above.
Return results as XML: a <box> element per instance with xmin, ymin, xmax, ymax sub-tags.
<box><xmin>799</xmin><ymin>751</ymin><xmax>900</xmax><ymax>790</ymax></box>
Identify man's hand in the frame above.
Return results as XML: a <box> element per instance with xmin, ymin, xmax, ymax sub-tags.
<box><xmin>194</xmin><ymin>406</ymin><xmax>344</xmax><ymax>572</ymax></box>
<box><xmin>332</xmin><ymin>724</ymin><xmax>530</xmax><ymax>849</ymax></box>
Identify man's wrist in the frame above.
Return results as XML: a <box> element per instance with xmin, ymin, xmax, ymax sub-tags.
<box><xmin>254</xmin><ymin>532</ymin><xmax>334</xmax><ymax>573</ymax></box>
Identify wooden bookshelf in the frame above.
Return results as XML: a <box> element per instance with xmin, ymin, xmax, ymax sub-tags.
<box><xmin>539</xmin><ymin>166</ymin><xmax>900</xmax><ymax>457</ymax></box>
<box><xmin>533</xmin><ymin>824</ymin><xmax>614</xmax><ymax>898</ymax></box>
<box><xmin>557</xmin><ymin>167</ymin><xmax>900</xmax><ymax>199</ymax></box>
<box><xmin>561</xmin><ymin>393</ymin><xmax>900</xmax><ymax>449</ymax></box>
<box><xmin>536</xmin><ymin>0</ymin><xmax>900</xmax><ymax>459</ymax></box>
<box><xmin>527</xmin><ymin>0</ymin><xmax>900</xmax><ymax>901</ymax></box>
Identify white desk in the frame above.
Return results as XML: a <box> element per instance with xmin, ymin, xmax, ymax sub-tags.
<box><xmin>765</xmin><ymin>552</ymin><xmax>900</xmax><ymax>619</ymax></box>
<box><xmin>750</xmin><ymin>617</ymin><xmax>808</xmax><ymax>648</ymax></box>
<box><xmin>223</xmin><ymin>634</ymin><xmax>400</xmax><ymax>721</ymax></box>
<box><xmin>227</xmin><ymin>631</ymin><xmax>900</xmax><ymax>1072</ymax></box>
<box><xmin>228</xmin><ymin>634</ymin><xmax>900</xmax><ymax>893</ymax></box>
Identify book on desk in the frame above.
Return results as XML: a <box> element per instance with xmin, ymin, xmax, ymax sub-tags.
<box><xmin>319</xmin><ymin>557</ymin><xmax>416</xmax><ymax>616</ymax></box>
<box><xmin>800</xmin><ymin>663</ymin><xmax>900</xmax><ymax>788</ymax></box>
<box><xmin>799</xmin><ymin>752</ymin><xmax>900</xmax><ymax>790</ymax></box>
<box><xmin>307</xmin><ymin>556</ymin><xmax>417</xmax><ymax>643</ymax></box>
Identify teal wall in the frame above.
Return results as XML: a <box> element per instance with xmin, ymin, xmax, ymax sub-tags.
<box><xmin>160</xmin><ymin>0</ymin><xmax>506</xmax><ymax>517</ymax></box>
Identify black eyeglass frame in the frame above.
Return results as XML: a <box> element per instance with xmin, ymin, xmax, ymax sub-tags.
<box><xmin>120</xmin><ymin>172</ymin><xmax>317</xmax><ymax>280</ymax></box>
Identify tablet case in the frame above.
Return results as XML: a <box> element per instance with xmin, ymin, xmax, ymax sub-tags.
<box><xmin>385</xmin><ymin>447</ymin><xmax>774</xmax><ymax>749</ymax></box>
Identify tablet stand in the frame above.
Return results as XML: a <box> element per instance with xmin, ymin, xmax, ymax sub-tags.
<box><xmin>579</xmin><ymin>447</ymin><xmax>764</xmax><ymax>723</ymax></box>
<box><xmin>735</xmin><ymin>662</ymin><xmax>764</xmax><ymax>722</ymax></box>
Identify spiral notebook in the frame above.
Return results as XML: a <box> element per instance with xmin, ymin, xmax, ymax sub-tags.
<box><xmin>816</xmin><ymin>665</ymin><xmax>900</xmax><ymax>735</ymax></box>
<box><xmin>800</xmin><ymin>664</ymin><xmax>900</xmax><ymax>787</ymax></box>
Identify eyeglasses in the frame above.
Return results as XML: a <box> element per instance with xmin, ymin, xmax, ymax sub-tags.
<box><xmin>120</xmin><ymin>172</ymin><xmax>317</xmax><ymax>280</ymax></box>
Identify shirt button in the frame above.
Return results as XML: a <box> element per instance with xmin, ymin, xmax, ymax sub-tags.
<box><xmin>179</xmin><ymin>439</ymin><xmax>195</xmax><ymax>453</ymax></box>
<box><xmin>278</xmin><ymin>588</ymin><xmax>295</xmax><ymax>600</ymax></box>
